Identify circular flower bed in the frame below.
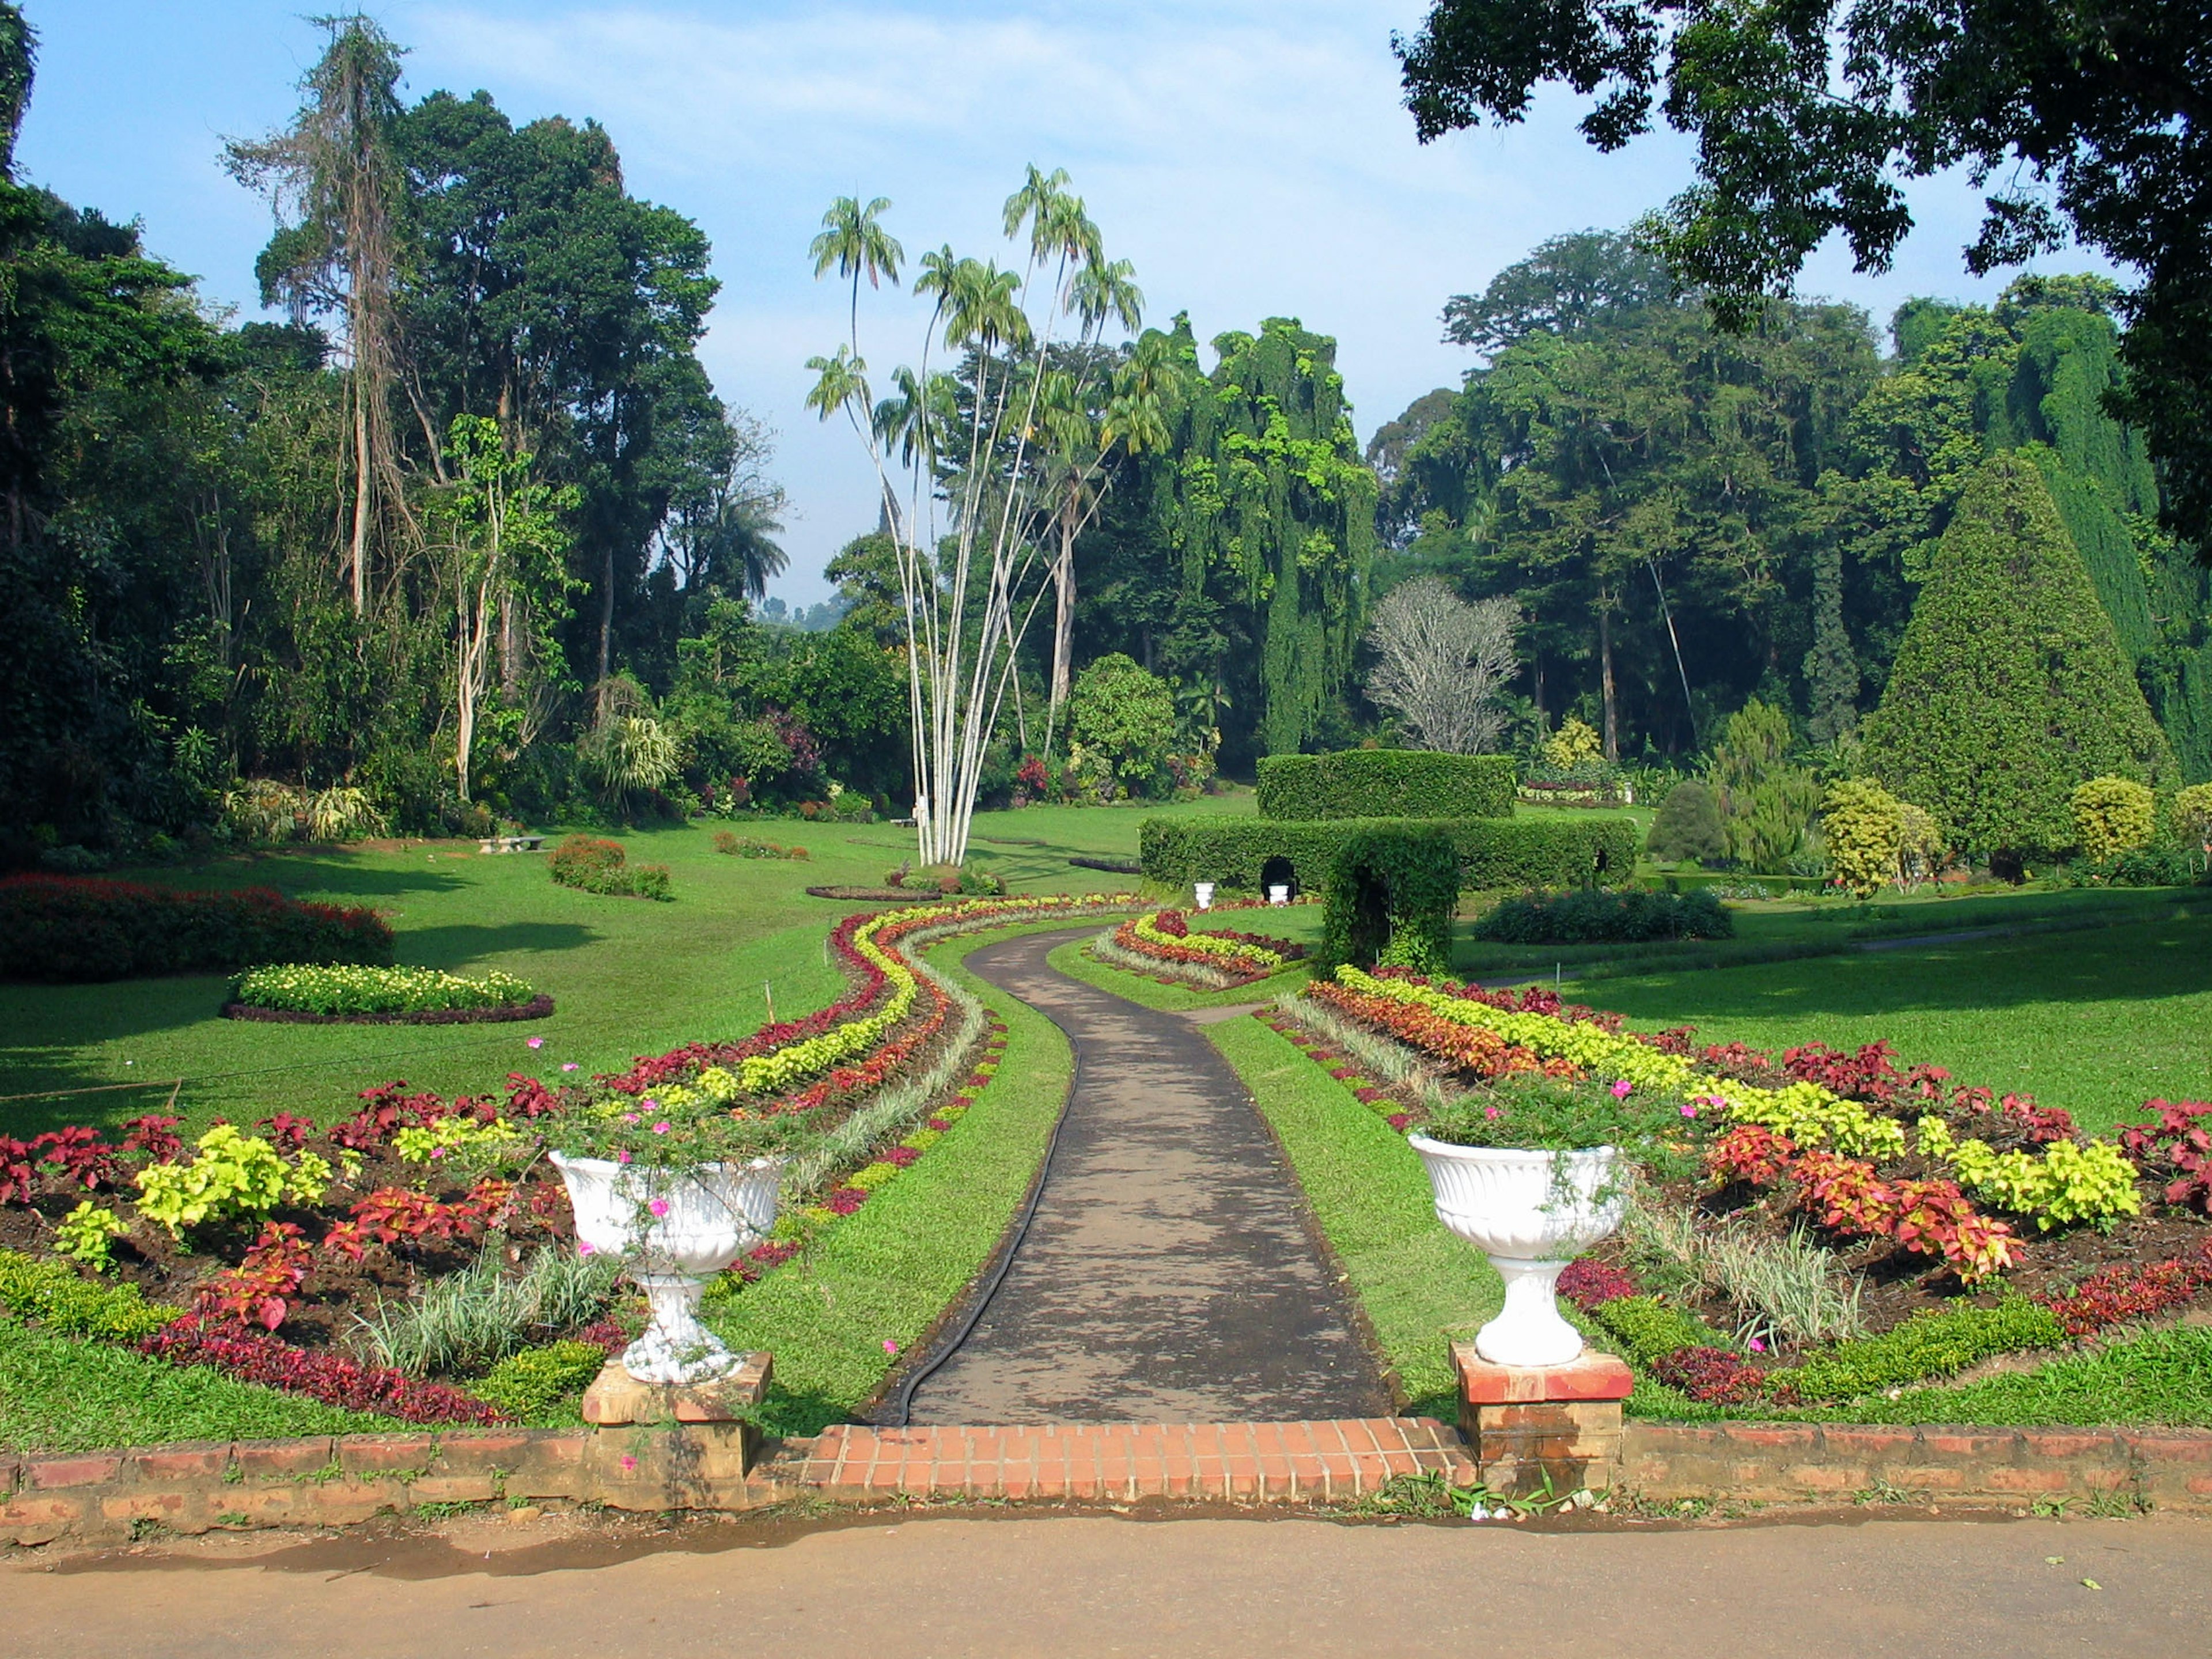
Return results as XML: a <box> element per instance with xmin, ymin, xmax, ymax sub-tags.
<box><xmin>224</xmin><ymin>964</ymin><xmax>552</xmax><ymax>1025</ymax></box>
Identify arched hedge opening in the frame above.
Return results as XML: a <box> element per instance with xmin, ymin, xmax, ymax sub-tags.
<box><xmin>1320</xmin><ymin>827</ymin><xmax>1461</xmax><ymax>975</ymax></box>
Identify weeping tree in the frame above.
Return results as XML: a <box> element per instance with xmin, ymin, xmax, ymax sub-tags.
<box><xmin>225</xmin><ymin>14</ymin><xmax>411</xmax><ymax>615</ymax></box>
<box><xmin>805</xmin><ymin>168</ymin><xmax>1153</xmax><ymax>866</ymax></box>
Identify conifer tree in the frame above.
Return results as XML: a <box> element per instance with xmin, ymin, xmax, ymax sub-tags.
<box><xmin>1862</xmin><ymin>454</ymin><xmax>2176</xmax><ymax>862</ymax></box>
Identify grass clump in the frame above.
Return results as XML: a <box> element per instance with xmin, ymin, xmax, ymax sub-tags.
<box><xmin>1623</xmin><ymin>1199</ymin><xmax>1868</xmax><ymax>1347</ymax></box>
<box><xmin>354</xmin><ymin>1240</ymin><xmax>621</xmax><ymax>1377</ymax></box>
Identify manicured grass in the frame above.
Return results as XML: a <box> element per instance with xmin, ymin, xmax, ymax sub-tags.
<box><xmin>1206</xmin><ymin>1013</ymin><xmax>1498</xmax><ymax>1418</ymax></box>
<box><xmin>0</xmin><ymin>1320</ymin><xmax>395</xmax><ymax>1455</ymax></box>
<box><xmin>0</xmin><ymin>803</ymin><xmax>1177</xmax><ymax>1140</ymax></box>
<box><xmin>1588</xmin><ymin>910</ymin><xmax>2212</xmax><ymax>1137</ymax></box>
<box><xmin>699</xmin><ymin>920</ymin><xmax>1083</xmax><ymax>1437</ymax></box>
<box><xmin>1794</xmin><ymin>1325</ymin><xmax>2212</xmax><ymax>1428</ymax></box>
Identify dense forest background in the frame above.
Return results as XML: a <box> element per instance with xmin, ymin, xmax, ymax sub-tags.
<box><xmin>5</xmin><ymin>9</ymin><xmax>2206</xmax><ymax>871</ymax></box>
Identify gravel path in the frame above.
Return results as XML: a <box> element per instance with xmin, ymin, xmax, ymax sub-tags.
<box><xmin>902</xmin><ymin>927</ymin><xmax>1384</xmax><ymax>1424</ymax></box>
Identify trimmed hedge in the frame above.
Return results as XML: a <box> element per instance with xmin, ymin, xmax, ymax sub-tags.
<box><xmin>1140</xmin><ymin>815</ymin><xmax>1638</xmax><ymax>894</ymax></box>
<box><xmin>1321</xmin><ymin>827</ymin><xmax>1461</xmax><ymax>973</ymax></box>
<box><xmin>0</xmin><ymin>874</ymin><xmax>393</xmax><ymax>983</ymax></box>
<box><xmin>1256</xmin><ymin>751</ymin><xmax>1517</xmax><ymax>821</ymax></box>
<box><xmin>1473</xmin><ymin>888</ymin><xmax>1733</xmax><ymax>945</ymax></box>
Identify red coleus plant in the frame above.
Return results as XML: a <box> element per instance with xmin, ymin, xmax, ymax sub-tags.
<box><xmin>1556</xmin><ymin>1257</ymin><xmax>1636</xmax><ymax>1311</ymax></box>
<box><xmin>2036</xmin><ymin>1241</ymin><xmax>2212</xmax><ymax>1338</ymax></box>
<box><xmin>0</xmin><ymin>1137</ymin><xmax>35</xmax><ymax>1206</ymax></box>
<box><xmin>1304</xmin><ymin>980</ymin><xmax>1565</xmax><ymax>1081</ymax></box>
<box><xmin>1705</xmin><ymin>1123</ymin><xmax>1798</xmax><ymax>1188</ymax></box>
<box><xmin>197</xmin><ymin>1221</ymin><xmax>315</xmax><ymax>1331</ymax></box>
<box><xmin>1787</xmin><ymin>1148</ymin><xmax>2013</xmax><ymax>1281</ymax></box>
<box><xmin>34</xmin><ymin>1126</ymin><xmax>118</xmax><ymax>1190</ymax></box>
<box><xmin>2119</xmin><ymin>1100</ymin><xmax>2212</xmax><ymax>1213</ymax></box>
<box><xmin>141</xmin><ymin>1317</ymin><xmax>507</xmax><ymax>1426</ymax></box>
<box><xmin>120</xmin><ymin>1113</ymin><xmax>185</xmax><ymax>1162</ymax></box>
<box><xmin>1652</xmin><ymin>1345</ymin><xmax>1770</xmax><ymax>1406</ymax></box>
<box><xmin>255</xmin><ymin>1112</ymin><xmax>316</xmax><ymax>1153</ymax></box>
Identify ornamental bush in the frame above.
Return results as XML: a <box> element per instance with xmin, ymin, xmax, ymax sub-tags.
<box><xmin>1068</xmin><ymin>653</ymin><xmax>1177</xmax><ymax>795</ymax></box>
<box><xmin>1256</xmin><ymin>751</ymin><xmax>1516</xmax><ymax>820</ymax></box>
<box><xmin>0</xmin><ymin>874</ymin><xmax>392</xmax><ymax>983</ymax></box>
<box><xmin>2071</xmin><ymin>775</ymin><xmax>2155</xmax><ymax>860</ymax></box>
<box><xmin>1319</xmin><ymin>827</ymin><xmax>1461</xmax><ymax>974</ymax></box>
<box><xmin>1646</xmin><ymin>779</ymin><xmax>1724</xmax><ymax>865</ymax></box>
<box><xmin>234</xmin><ymin>963</ymin><xmax>537</xmax><ymax>1016</ymax></box>
<box><xmin>1139</xmin><ymin>815</ymin><xmax>1635</xmax><ymax>893</ymax></box>
<box><xmin>473</xmin><ymin>1340</ymin><xmax>611</xmax><ymax>1421</ymax></box>
<box><xmin>1821</xmin><ymin>779</ymin><xmax>1907</xmax><ymax>899</ymax></box>
<box><xmin>548</xmin><ymin>835</ymin><xmax>672</xmax><ymax>901</ymax></box>
<box><xmin>0</xmin><ymin>1248</ymin><xmax>180</xmax><ymax>1341</ymax></box>
<box><xmin>1471</xmin><ymin>887</ymin><xmax>1732</xmax><ymax>944</ymax></box>
<box><xmin>1775</xmin><ymin>1300</ymin><xmax>2066</xmax><ymax>1402</ymax></box>
<box><xmin>1861</xmin><ymin>454</ymin><xmax>2176</xmax><ymax>862</ymax></box>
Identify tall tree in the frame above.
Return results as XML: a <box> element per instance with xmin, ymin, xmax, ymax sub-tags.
<box><xmin>226</xmin><ymin>14</ymin><xmax>410</xmax><ymax>613</ymax></box>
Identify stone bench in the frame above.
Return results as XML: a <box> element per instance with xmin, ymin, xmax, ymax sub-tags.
<box><xmin>478</xmin><ymin>834</ymin><xmax>545</xmax><ymax>854</ymax></box>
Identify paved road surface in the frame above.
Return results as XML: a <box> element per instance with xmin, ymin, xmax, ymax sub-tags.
<box><xmin>7</xmin><ymin>1510</ymin><xmax>2207</xmax><ymax>1657</ymax></box>
<box><xmin>905</xmin><ymin>928</ymin><xmax>1382</xmax><ymax>1423</ymax></box>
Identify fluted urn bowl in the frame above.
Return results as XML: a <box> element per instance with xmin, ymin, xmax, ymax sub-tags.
<box><xmin>551</xmin><ymin>1151</ymin><xmax>785</xmax><ymax>1385</ymax></box>
<box><xmin>1407</xmin><ymin>1136</ymin><xmax>1625</xmax><ymax>1368</ymax></box>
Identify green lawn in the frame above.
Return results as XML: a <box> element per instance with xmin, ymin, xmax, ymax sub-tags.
<box><xmin>1585</xmin><ymin>909</ymin><xmax>2212</xmax><ymax>1136</ymax></box>
<box><xmin>0</xmin><ymin>800</ymin><xmax>1232</xmax><ymax>1139</ymax></box>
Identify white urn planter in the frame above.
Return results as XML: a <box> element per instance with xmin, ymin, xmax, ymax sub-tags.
<box><xmin>1267</xmin><ymin>883</ymin><xmax>1291</xmax><ymax>907</ymax></box>
<box><xmin>1194</xmin><ymin>881</ymin><xmax>1215</xmax><ymax>911</ymax></box>
<box><xmin>552</xmin><ymin>1151</ymin><xmax>785</xmax><ymax>1385</ymax></box>
<box><xmin>1408</xmin><ymin>1135</ymin><xmax>1626</xmax><ymax>1368</ymax></box>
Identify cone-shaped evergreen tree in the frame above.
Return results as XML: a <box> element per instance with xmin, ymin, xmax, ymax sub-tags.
<box><xmin>1862</xmin><ymin>453</ymin><xmax>2176</xmax><ymax>861</ymax></box>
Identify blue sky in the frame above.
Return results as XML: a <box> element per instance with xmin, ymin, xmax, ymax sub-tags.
<box><xmin>18</xmin><ymin>1</ymin><xmax>2109</xmax><ymax>605</ymax></box>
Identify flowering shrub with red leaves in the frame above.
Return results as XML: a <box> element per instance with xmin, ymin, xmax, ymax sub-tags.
<box><xmin>196</xmin><ymin>1222</ymin><xmax>314</xmax><ymax>1330</ymax></box>
<box><xmin>334</xmin><ymin>1179</ymin><xmax>509</xmax><ymax>1254</ymax></box>
<box><xmin>1304</xmin><ymin>980</ymin><xmax>1565</xmax><ymax>1081</ymax></box>
<box><xmin>0</xmin><ymin>872</ymin><xmax>392</xmax><ymax>983</ymax></box>
<box><xmin>255</xmin><ymin>1113</ymin><xmax>315</xmax><ymax>1153</ymax></box>
<box><xmin>2119</xmin><ymin>1100</ymin><xmax>2212</xmax><ymax>1213</ymax></box>
<box><xmin>1787</xmin><ymin>1149</ymin><xmax>2014</xmax><ymax>1281</ymax></box>
<box><xmin>2036</xmin><ymin>1243</ymin><xmax>2212</xmax><ymax>1338</ymax></box>
<box><xmin>140</xmin><ymin>1316</ymin><xmax>507</xmax><ymax>1425</ymax></box>
<box><xmin>32</xmin><ymin>1126</ymin><xmax>116</xmax><ymax>1190</ymax></box>
<box><xmin>327</xmin><ymin>1081</ymin><xmax>475</xmax><ymax>1152</ymax></box>
<box><xmin>1706</xmin><ymin>1124</ymin><xmax>1798</xmax><ymax>1187</ymax></box>
<box><xmin>0</xmin><ymin>1137</ymin><xmax>35</xmax><ymax>1206</ymax></box>
<box><xmin>120</xmin><ymin>1113</ymin><xmax>185</xmax><ymax>1162</ymax></box>
<box><xmin>1557</xmin><ymin>1258</ymin><xmax>1636</xmax><ymax>1310</ymax></box>
<box><xmin>1779</xmin><ymin>1040</ymin><xmax>1954</xmax><ymax>1110</ymax></box>
<box><xmin>1652</xmin><ymin>1345</ymin><xmax>1770</xmax><ymax>1406</ymax></box>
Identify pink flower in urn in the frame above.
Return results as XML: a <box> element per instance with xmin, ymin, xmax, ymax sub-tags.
<box><xmin>1611</xmin><ymin>1079</ymin><xmax>1634</xmax><ymax>1099</ymax></box>
<box><xmin>578</xmin><ymin>1240</ymin><xmax>594</xmax><ymax>1256</ymax></box>
<box><xmin>617</xmin><ymin>1149</ymin><xmax>632</xmax><ymax>1164</ymax></box>
<box><xmin>649</xmin><ymin>1198</ymin><xmax>671</xmax><ymax>1218</ymax></box>
<box><xmin>527</xmin><ymin>1036</ymin><xmax>544</xmax><ymax>1050</ymax></box>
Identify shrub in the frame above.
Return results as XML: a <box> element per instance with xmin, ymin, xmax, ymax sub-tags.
<box><xmin>2071</xmin><ymin>775</ymin><xmax>2156</xmax><ymax>859</ymax></box>
<box><xmin>1862</xmin><ymin>454</ymin><xmax>2175</xmax><ymax>861</ymax></box>
<box><xmin>1320</xmin><ymin>827</ymin><xmax>1461</xmax><ymax>972</ymax></box>
<box><xmin>1821</xmin><ymin>779</ymin><xmax>1907</xmax><ymax>899</ymax></box>
<box><xmin>714</xmin><ymin>832</ymin><xmax>804</xmax><ymax>859</ymax></box>
<box><xmin>2173</xmin><ymin>782</ymin><xmax>2212</xmax><ymax>857</ymax></box>
<box><xmin>0</xmin><ymin>874</ymin><xmax>393</xmax><ymax>983</ymax></box>
<box><xmin>233</xmin><ymin>963</ymin><xmax>538</xmax><ymax>1016</ymax></box>
<box><xmin>1139</xmin><ymin>815</ymin><xmax>1635</xmax><ymax>893</ymax></box>
<box><xmin>1256</xmin><ymin>751</ymin><xmax>1516</xmax><ymax>820</ymax></box>
<box><xmin>548</xmin><ymin>835</ymin><xmax>672</xmax><ymax>901</ymax></box>
<box><xmin>134</xmin><ymin>1125</ymin><xmax>330</xmax><ymax>1237</ymax></box>
<box><xmin>1710</xmin><ymin>700</ymin><xmax>1822</xmax><ymax>872</ymax></box>
<box><xmin>472</xmin><ymin>1339</ymin><xmax>611</xmax><ymax>1421</ymax></box>
<box><xmin>1069</xmin><ymin>653</ymin><xmax>1177</xmax><ymax>794</ymax></box>
<box><xmin>1472</xmin><ymin>888</ymin><xmax>1732</xmax><ymax>944</ymax></box>
<box><xmin>0</xmin><ymin>1248</ymin><xmax>181</xmax><ymax>1341</ymax></box>
<box><xmin>1646</xmin><ymin>780</ymin><xmax>1724</xmax><ymax>864</ymax></box>
<box><xmin>140</xmin><ymin>1317</ymin><xmax>507</xmax><ymax>1425</ymax></box>
<box><xmin>1542</xmin><ymin>717</ymin><xmax>1601</xmax><ymax>770</ymax></box>
<box><xmin>1775</xmin><ymin>1299</ymin><xmax>2066</xmax><ymax>1402</ymax></box>
<box><xmin>1590</xmin><ymin>1294</ymin><xmax>1718</xmax><ymax>1368</ymax></box>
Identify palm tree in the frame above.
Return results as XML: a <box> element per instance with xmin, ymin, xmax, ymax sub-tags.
<box><xmin>810</xmin><ymin>195</ymin><xmax>904</xmax><ymax>357</ymax></box>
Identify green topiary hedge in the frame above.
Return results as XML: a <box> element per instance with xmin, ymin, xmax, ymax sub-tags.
<box><xmin>1255</xmin><ymin>751</ymin><xmax>1517</xmax><ymax>820</ymax></box>
<box><xmin>1473</xmin><ymin>888</ymin><xmax>1733</xmax><ymax>944</ymax></box>
<box><xmin>1320</xmin><ymin>827</ymin><xmax>1462</xmax><ymax>972</ymax></box>
<box><xmin>1139</xmin><ymin>815</ymin><xmax>1638</xmax><ymax>894</ymax></box>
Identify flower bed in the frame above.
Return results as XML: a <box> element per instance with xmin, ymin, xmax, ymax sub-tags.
<box><xmin>1091</xmin><ymin>903</ymin><xmax>1309</xmax><ymax>990</ymax></box>
<box><xmin>225</xmin><ymin>963</ymin><xmax>548</xmax><ymax>1023</ymax></box>
<box><xmin>0</xmin><ymin>873</ymin><xmax>392</xmax><ymax>983</ymax></box>
<box><xmin>1263</xmin><ymin>963</ymin><xmax>2211</xmax><ymax>1408</ymax></box>
<box><xmin>1</xmin><ymin>894</ymin><xmax>1141</xmax><ymax>1432</ymax></box>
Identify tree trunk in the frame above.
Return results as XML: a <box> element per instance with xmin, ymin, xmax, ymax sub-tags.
<box><xmin>1046</xmin><ymin>506</ymin><xmax>1075</xmax><ymax>755</ymax></box>
<box><xmin>1598</xmin><ymin>600</ymin><xmax>1619</xmax><ymax>762</ymax></box>
<box><xmin>596</xmin><ymin>541</ymin><xmax>614</xmax><ymax>694</ymax></box>
<box><xmin>1532</xmin><ymin>652</ymin><xmax>1544</xmax><ymax>732</ymax></box>
<box><xmin>349</xmin><ymin>364</ymin><xmax>370</xmax><ymax>615</ymax></box>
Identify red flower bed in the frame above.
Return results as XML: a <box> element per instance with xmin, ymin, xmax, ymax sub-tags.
<box><xmin>2037</xmin><ymin>1241</ymin><xmax>2212</xmax><ymax>1337</ymax></box>
<box><xmin>141</xmin><ymin>1316</ymin><xmax>507</xmax><ymax>1426</ymax></box>
<box><xmin>0</xmin><ymin>873</ymin><xmax>392</xmax><ymax>983</ymax></box>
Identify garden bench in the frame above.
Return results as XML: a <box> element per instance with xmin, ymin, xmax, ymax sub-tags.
<box><xmin>478</xmin><ymin>834</ymin><xmax>546</xmax><ymax>854</ymax></box>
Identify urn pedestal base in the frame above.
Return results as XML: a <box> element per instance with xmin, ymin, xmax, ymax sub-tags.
<box><xmin>583</xmin><ymin>1350</ymin><xmax>772</xmax><ymax>1427</ymax></box>
<box><xmin>1450</xmin><ymin>1341</ymin><xmax>1631</xmax><ymax>1498</ymax></box>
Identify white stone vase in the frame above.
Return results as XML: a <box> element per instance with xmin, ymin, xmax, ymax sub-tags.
<box><xmin>1407</xmin><ymin>1135</ymin><xmax>1625</xmax><ymax>1368</ymax></box>
<box><xmin>1267</xmin><ymin>883</ymin><xmax>1290</xmax><ymax>907</ymax></box>
<box><xmin>551</xmin><ymin>1150</ymin><xmax>785</xmax><ymax>1385</ymax></box>
<box><xmin>1194</xmin><ymin>881</ymin><xmax>1215</xmax><ymax>911</ymax></box>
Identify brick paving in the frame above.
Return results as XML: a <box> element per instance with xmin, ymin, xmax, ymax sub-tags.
<box><xmin>789</xmin><ymin>1418</ymin><xmax>1474</xmax><ymax>1502</ymax></box>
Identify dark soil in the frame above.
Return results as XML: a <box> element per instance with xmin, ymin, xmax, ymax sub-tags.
<box><xmin>221</xmin><ymin>994</ymin><xmax>555</xmax><ymax>1026</ymax></box>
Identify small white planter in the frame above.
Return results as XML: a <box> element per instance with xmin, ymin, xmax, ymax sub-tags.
<box><xmin>551</xmin><ymin>1150</ymin><xmax>785</xmax><ymax>1385</ymax></box>
<box><xmin>1194</xmin><ymin>881</ymin><xmax>1215</xmax><ymax>911</ymax></box>
<box><xmin>1267</xmin><ymin>883</ymin><xmax>1290</xmax><ymax>907</ymax></box>
<box><xmin>1407</xmin><ymin>1135</ymin><xmax>1626</xmax><ymax>1368</ymax></box>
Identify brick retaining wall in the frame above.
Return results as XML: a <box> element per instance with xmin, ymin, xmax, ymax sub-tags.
<box><xmin>8</xmin><ymin>1419</ymin><xmax>2211</xmax><ymax>1546</ymax></box>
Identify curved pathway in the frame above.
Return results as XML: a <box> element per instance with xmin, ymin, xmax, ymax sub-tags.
<box><xmin>905</xmin><ymin>928</ymin><xmax>1385</xmax><ymax>1424</ymax></box>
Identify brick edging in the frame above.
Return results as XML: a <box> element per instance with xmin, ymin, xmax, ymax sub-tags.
<box><xmin>1622</xmin><ymin>1421</ymin><xmax>2212</xmax><ymax>1509</ymax></box>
